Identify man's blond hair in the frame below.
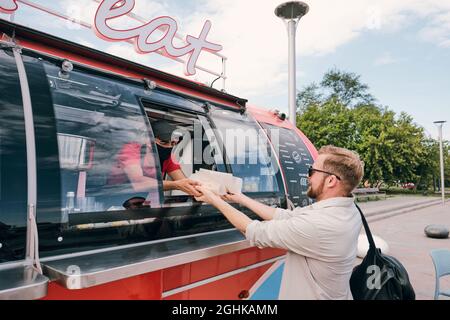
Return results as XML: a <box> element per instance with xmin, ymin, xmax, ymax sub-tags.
<box><xmin>318</xmin><ymin>145</ymin><xmax>364</xmax><ymax>194</ymax></box>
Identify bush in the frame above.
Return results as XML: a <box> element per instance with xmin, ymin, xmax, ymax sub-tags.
<box><xmin>382</xmin><ymin>187</ymin><xmax>422</xmax><ymax>195</ymax></box>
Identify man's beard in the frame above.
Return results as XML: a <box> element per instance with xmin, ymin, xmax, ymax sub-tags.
<box><xmin>307</xmin><ymin>178</ymin><xmax>325</xmax><ymax>200</ymax></box>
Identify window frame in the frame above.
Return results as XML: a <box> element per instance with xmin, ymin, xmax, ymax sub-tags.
<box><xmin>208</xmin><ymin>106</ymin><xmax>286</xmax><ymax>198</ymax></box>
<box><xmin>0</xmin><ymin>46</ymin><xmax>29</xmax><ymax>265</ymax></box>
<box><xmin>141</xmin><ymin>101</ymin><xmax>229</xmax><ymax>205</ymax></box>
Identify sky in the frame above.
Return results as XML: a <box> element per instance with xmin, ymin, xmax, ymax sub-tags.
<box><xmin>1</xmin><ymin>0</ymin><xmax>450</xmax><ymax>140</ymax></box>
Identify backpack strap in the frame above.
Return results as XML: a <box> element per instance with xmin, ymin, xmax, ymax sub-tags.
<box><xmin>354</xmin><ymin>203</ymin><xmax>377</xmax><ymax>250</ymax></box>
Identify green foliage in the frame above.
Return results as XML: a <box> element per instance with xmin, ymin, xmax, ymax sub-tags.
<box><xmin>297</xmin><ymin>83</ymin><xmax>323</xmax><ymax>113</ymax></box>
<box><xmin>320</xmin><ymin>69</ymin><xmax>375</xmax><ymax>107</ymax></box>
<box><xmin>297</xmin><ymin>69</ymin><xmax>448</xmax><ymax>188</ymax></box>
<box><xmin>296</xmin><ymin>99</ymin><xmax>356</xmax><ymax>149</ymax></box>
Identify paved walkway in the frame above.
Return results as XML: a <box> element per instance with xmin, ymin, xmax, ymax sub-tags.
<box><xmin>359</xmin><ymin>202</ymin><xmax>450</xmax><ymax>300</ymax></box>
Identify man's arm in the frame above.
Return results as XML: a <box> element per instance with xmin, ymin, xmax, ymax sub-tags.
<box><xmin>195</xmin><ymin>186</ymin><xmax>252</xmax><ymax>233</ymax></box>
<box><xmin>223</xmin><ymin>192</ymin><xmax>278</xmax><ymax>221</ymax></box>
<box><xmin>213</xmin><ymin>199</ymin><xmax>253</xmax><ymax>233</ymax></box>
<box><xmin>195</xmin><ymin>186</ymin><xmax>319</xmax><ymax>256</ymax></box>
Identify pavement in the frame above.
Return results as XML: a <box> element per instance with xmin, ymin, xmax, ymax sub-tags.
<box><xmin>356</xmin><ymin>199</ymin><xmax>450</xmax><ymax>300</ymax></box>
<box><xmin>357</xmin><ymin>195</ymin><xmax>444</xmax><ymax>222</ymax></box>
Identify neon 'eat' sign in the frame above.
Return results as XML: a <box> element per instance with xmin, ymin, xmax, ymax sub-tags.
<box><xmin>0</xmin><ymin>0</ymin><xmax>223</xmax><ymax>76</ymax></box>
<box><xmin>0</xmin><ymin>0</ymin><xmax>18</xmax><ymax>14</ymax></box>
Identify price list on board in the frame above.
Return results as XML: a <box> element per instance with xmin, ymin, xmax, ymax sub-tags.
<box><xmin>261</xmin><ymin>124</ymin><xmax>314</xmax><ymax>207</ymax></box>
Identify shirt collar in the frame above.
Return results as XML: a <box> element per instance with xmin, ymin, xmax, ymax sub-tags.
<box><xmin>311</xmin><ymin>196</ymin><xmax>356</xmax><ymax>209</ymax></box>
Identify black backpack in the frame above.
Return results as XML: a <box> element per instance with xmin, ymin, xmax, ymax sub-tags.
<box><xmin>350</xmin><ymin>204</ymin><xmax>416</xmax><ymax>300</ymax></box>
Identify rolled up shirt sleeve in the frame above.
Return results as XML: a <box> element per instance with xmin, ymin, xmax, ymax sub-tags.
<box><xmin>162</xmin><ymin>155</ymin><xmax>181</xmax><ymax>175</ymax></box>
<box><xmin>245</xmin><ymin>216</ymin><xmax>320</xmax><ymax>258</ymax></box>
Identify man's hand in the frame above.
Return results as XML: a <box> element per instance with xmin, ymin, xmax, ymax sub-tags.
<box><xmin>174</xmin><ymin>178</ymin><xmax>202</xmax><ymax>197</ymax></box>
<box><xmin>195</xmin><ymin>186</ymin><xmax>252</xmax><ymax>233</ymax></box>
<box><xmin>194</xmin><ymin>185</ymin><xmax>223</xmax><ymax>206</ymax></box>
<box><xmin>222</xmin><ymin>191</ymin><xmax>246</xmax><ymax>204</ymax></box>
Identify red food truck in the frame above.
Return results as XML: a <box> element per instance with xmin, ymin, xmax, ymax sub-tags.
<box><xmin>0</xmin><ymin>1</ymin><xmax>317</xmax><ymax>300</ymax></box>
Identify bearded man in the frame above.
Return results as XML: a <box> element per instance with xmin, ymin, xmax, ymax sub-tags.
<box><xmin>195</xmin><ymin>145</ymin><xmax>364</xmax><ymax>300</ymax></box>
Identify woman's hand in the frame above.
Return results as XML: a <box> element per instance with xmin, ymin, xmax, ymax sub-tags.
<box><xmin>194</xmin><ymin>185</ymin><xmax>223</xmax><ymax>206</ymax></box>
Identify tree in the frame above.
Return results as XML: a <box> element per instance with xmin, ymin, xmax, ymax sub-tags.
<box><xmin>415</xmin><ymin>139</ymin><xmax>441</xmax><ymax>191</ymax></box>
<box><xmin>297</xmin><ymin>99</ymin><xmax>356</xmax><ymax>150</ymax></box>
<box><xmin>320</xmin><ymin>69</ymin><xmax>375</xmax><ymax>107</ymax></box>
<box><xmin>389</xmin><ymin>113</ymin><xmax>427</xmax><ymax>185</ymax></box>
<box><xmin>297</xmin><ymin>83</ymin><xmax>322</xmax><ymax>114</ymax></box>
<box><xmin>352</xmin><ymin>105</ymin><xmax>395</xmax><ymax>186</ymax></box>
<box><xmin>296</xmin><ymin>68</ymin><xmax>441</xmax><ymax>189</ymax></box>
<box><xmin>446</xmin><ymin>151</ymin><xmax>450</xmax><ymax>188</ymax></box>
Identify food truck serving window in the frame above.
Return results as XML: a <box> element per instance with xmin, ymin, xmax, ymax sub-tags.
<box><xmin>210</xmin><ymin>109</ymin><xmax>281</xmax><ymax>193</ymax></box>
<box><xmin>23</xmin><ymin>55</ymin><xmax>264</xmax><ymax>258</ymax></box>
<box><xmin>0</xmin><ymin>48</ymin><xmax>28</xmax><ymax>263</ymax></box>
<box><xmin>142</xmin><ymin>105</ymin><xmax>226</xmax><ymax>203</ymax></box>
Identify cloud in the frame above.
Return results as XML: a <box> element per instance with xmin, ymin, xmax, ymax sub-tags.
<box><xmin>418</xmin><ymin>11</ymin><xmax>450</xmax><ymax>48</ymax></box>
<box><xmin>87</xmin><ymin>0</ymin><xmax>450</xmax><ymax>107</ymax></box>
<box><xmin>180</xmin><ymin>0</ymin><xmax>450</xmax><ymax>104</ymax></box>
<box><xmin>64</xmin><ymin>0</ymin><xmax>168</xmax><ymax>28</ymax></box>
<box><xmin>104</xmin><ymin>43</ymin><xmax>154</xmax><ymax>66</ymax></box>
<box><xmin>64</xmin><ymin>0</ymin><xmax>99</xmax><ymax>25</ymax></box>
<box><xmin>374</xmin><ymin>52</ymin><xmax>397</xmax><ymax>66</ymax></box>
<box><xmin>77</xmin><ymin>38</ymin><xmax>96</xmax><ymax>48</ymax></box>
<box><xmin>23</xmin><ymin>0</ymin><xmax>450</xmax><ymax>108</ymax></box>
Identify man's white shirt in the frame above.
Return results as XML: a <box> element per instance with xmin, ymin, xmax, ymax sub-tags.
<box><xmin>245</xmin><ymin>197</ymin><xmax>362</xmax><ymax>300</ymax></box>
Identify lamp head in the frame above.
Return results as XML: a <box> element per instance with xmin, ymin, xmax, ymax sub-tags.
<box><xmin>275</xmin><ymin>1</ymin><xmax>309</xmax><ymax>20</ymax></box>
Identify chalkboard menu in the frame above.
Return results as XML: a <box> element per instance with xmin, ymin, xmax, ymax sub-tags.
<box><xmin>261</xmin><ymin>124</ymin><xmax>314</xmax><ymax>208</ymax></box>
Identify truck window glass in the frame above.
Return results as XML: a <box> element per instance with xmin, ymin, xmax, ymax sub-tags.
<box><xmin>210</xmin><ymin>109</ymin><xmax>281</xmax><ymax>193</ymax></box>
<box><xmin>42</xmin><ymin>62</ymin><xmax>162</xmax><ymax>220</ymax></box>
<box><xmin>37</xmin><ymin>61</ymin><xmax>244</xmax><ymax>257</ymax></box>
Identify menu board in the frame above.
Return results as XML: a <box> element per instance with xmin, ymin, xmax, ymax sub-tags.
<box><xmin>261</xmin><ymin>124</ymin><xmax>314</xmax><ymax>208</ymax></box>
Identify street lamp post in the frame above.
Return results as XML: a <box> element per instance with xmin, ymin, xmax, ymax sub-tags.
<box><xmin>434</xmin><ymin>121</ymin><xmax>447</xmax><ymax>205</ymax></box>
<box><xmin>275</xmin><ymin>1</ymin><xmax>309</xmax><ymax>125</ymax></box>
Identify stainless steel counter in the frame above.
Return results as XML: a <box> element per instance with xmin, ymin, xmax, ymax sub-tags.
<box><xmin>42</xmin><ymin>229</ymin><xmax>252</xmax><ymax>289</ymax></box>
<box><xmin>0</xmin><ymin>265</ymin><xmax>49</xmax><ymax>300</ymax></box>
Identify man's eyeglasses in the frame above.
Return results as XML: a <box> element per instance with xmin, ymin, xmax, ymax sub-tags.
<box><xmin>308</xmin><ymin>166</ymin><xmax>341</xmax><ymax>181</ymax></box>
